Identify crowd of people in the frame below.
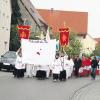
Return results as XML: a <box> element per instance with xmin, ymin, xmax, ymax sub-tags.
<box><xmin>13</xmin><ymin>48</ymin><xmax>100</xmax><ymax>81</ymax></box>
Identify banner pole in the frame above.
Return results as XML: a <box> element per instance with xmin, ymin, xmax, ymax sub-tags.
<box><xmin>62</xmin><ymin>46</ymin><xmax>64</xmax><ymax>70</ymax></box>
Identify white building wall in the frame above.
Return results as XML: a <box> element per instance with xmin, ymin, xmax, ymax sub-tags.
<box><xmin>0</xmin><ymin>0</ymin><xmax>11</xmax><ymax>56</ymax></box>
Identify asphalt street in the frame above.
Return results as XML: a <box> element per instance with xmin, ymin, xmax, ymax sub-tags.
<box><xmin>0</xmin><ymin>71</ymin><xmax>100</xmax><ymax>100</ymax></box>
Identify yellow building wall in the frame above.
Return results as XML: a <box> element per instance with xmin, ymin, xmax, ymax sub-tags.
<box><xmin>81</xmin><ymin>35</ymin><xmax>97</xmax><ymax>54</ymax></box>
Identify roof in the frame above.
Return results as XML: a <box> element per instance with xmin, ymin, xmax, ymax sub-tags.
<box><xmin>37</xmin><ymin>9</ymin><xmax>88</xmax><ymax>34</ymax></box>
<box><xmin>19</xmin><ymin>0</ymin><xmax>48</xmax><ymax>29</ymax></box>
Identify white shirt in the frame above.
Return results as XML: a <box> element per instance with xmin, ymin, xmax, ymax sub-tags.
<box><xmin>15</xmin><ymin>56</ymin><xmax>25</xmax><ymax>69</ymax></box>
<box><xmin>52</xmin><ymin>58</ymin><xmax>62</xmax><ymax>74</ymax></box>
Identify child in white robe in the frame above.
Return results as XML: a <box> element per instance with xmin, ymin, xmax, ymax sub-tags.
<box><xmin>14</xmin><ymin>50</ymin><xmax>25</xmax><ymax>78</ymax></box>
<box><xmin>52</xmin><ymin>54</ymin><xmax>62</xmax><ymax>81</ymax></box>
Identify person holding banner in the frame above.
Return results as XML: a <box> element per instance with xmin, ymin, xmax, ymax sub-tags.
<box><xmin>36</xmin><ymin>65</ymin><xmax>49</xmax><ymax>80</ymax></box>
<box><xmin>59</xmin><ymin>53</ymin><xmax>67</xmax><ymax>81</ymax></box>
<box><xmin>52</xmin><ymin>53</ymin><xmax>62</xmax><ymax>81</ymax></box>
<box><xmin>13</xmin><ymin>49</ymin><xmax>25</xmax><ymax>78</ymax></box>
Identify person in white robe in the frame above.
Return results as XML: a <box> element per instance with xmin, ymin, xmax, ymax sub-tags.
<box><xmin>14</xmin><ymin>50</ymin><xmax>25</xmax><ymax>78</ymax></box>
<box><xmin>25</xmin><ymin>64</ymin><xmax>33</xmax><ymax>78</ymax></box>
<box><xmin>52</xmin><ymin>54</ymin><xmax>62</xmax><ymax>81</ymax></box>
<box><xmin>36</xmin><ymin>65</ymin><xmax>50</xmax><ymax>79</ymax></box>
<box><xmin>64</xmin><ymin>56</ymin><xmax>74</xmax><ymax>79</ymax></box>
<box><xmin>45</xmin><ymin>65</ymin><xmax>50</xmax><ymax>78</ymax></box>
<box><xmin>35</xmin><ymin>65</ymin><xmax>45</xmax><ymax>79</ymax></box>
<box><xmin>32</xmin><ymin>65</ymin><xmax>38</xmax><ymax>77</ymax></box>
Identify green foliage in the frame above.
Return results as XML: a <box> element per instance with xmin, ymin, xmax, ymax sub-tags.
<box><xmin>9</xmin><ymin>25</ymin><xmax>21</xmax><ymax>51</ymax></box>
<box><xmin>93</xmin><ymin>44</ymin><xmax>100</xmax><ymax>56</ymax></box>
<box><xmin>29</xmin><ymin>32</ymin><xmax>44</xmax><ymax>40</ymax></box>
<box><xmin>10</xmin><ymin>0</ymin><xmax>22</xmax><ymax>51</ymax></box>
<box><xmin>50</xmin><ymin>32</ymin><xmax>59</xmax><ymax>40</ymax></box>
<box><xmin>51</xmin><ymin>32</ymin><xmax>82</xmax><ymax>56</ymax></box>
<box><xmin>11</xmin><ymin>0</ymin><xmax>21</xmax><ymax>24</ymax></box>
<box><xmin>82</xmin><ymin>53</ymin><xmax>90</xmax><ymax>58</ymax></box>
<box><xmin>65</xmin><ymin>38</ymin><xmax>82</xmax><ymax>56</ymax></box>
<box><xmin>68</xmin><ymin>33</ymin><xmax>82</xmax><ymax>55</ymax></box>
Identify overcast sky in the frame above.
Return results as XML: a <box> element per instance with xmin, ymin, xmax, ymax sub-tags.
<box><xmin>30</xmin><ymin>0</ymin><xmax>100</xmax><ymax>38</ymax></box>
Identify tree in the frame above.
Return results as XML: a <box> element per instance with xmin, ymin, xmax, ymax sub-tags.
<box><xmin>64</xmin><ymin>33</ymin><xmax>82</xmax><ymax>56</ymax></box>
<box><xmin>11</xmin><ymin>0</ymin><xmax>22</xmax><ymax>24</ymax></box>
<box><xmin>9</xmin><ymin>25</ymin><xmax>21</xmax><ymax>51</ymax></box>
<box><xmin>10</xmin><ymin>0</ymin><xmax>22</xmax><ymax>51</ymax></box>
<box><xmin>93</xmin><ymin>44</ymin><xmax>100</xmax><ymax>56</ymax></box>
<box><xmin>51</xmin><ymin>32</ymin><xmax>82</xmax><ymax>56</ymax></box>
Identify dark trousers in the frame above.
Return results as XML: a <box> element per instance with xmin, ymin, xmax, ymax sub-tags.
<box><xmin>53</xmin><ymin>74</ymin><xmax>59</xmax><ymax>80</ymax></box>
<box><xmin>59</xmin><ymin>70</ymin><xmax>66</xmax><ymax>81</ymax></box>
<box><xmin>13</xmin><ymin>67</ymin><xmax>24</xmax><ymax>78</ymax></box>
<box><xmin>36</xmin><ymin>70</ymin><xmax>46</xmax><ymax>79</ymax></box>
<box><xmin>74</xmin><ymin>68</ymin><xmax>79</xmax><ymax>77</ymax></box>
<box><xmin>91</xmin><ymin>68</ymin><xmax>96</xmax><ymax>79</ymax></box>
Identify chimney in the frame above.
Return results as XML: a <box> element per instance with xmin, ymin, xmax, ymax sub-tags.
<box><xmin>51</xmin><ymin>8</ymin><xmax>54</xmax><ymax>11</ymax></box>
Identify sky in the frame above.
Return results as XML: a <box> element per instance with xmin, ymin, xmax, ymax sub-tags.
<box><xmin>30</xmin><ymin>0</ymin><xmax>100</xmax><ymax>38</ymax></box>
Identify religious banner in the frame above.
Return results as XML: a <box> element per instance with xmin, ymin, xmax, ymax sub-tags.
<box><xmin>17</xmin><ymin>25</ymin><xmax>30</xmax><ymax>40</ymax></box>
<box><xmin>21</xmin><ymin>39</ymin><xmax>56</xmax><ymax>65</ymax></box>
<box><xmin>59</xmin><ymin>27</ymin><xmax>69</xmax><ymax>46</ymax></box>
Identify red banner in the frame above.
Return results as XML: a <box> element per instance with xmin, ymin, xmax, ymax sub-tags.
<box><xmin>59</xmin><ymin>27</ymin><xmax>69</xmax><ymax>46</ymax></box>
<box><xmin>17</xmin><ymin>25</ymin><xmax>30</xmax><ymax>40</ymax></box>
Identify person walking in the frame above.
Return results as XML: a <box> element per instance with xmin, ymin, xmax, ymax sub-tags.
<box><xmin>52</xmin><ymin>53</ymin><xmax>62</xmax><ymax>81</ymax></box>
<box><xmin>74</xmin><ymin>56</ymin><xmax>82</xmax><ymax>77</ymax></box>
<box><xmin>91</xmin><ymin>56</ymin><xmax>99</xmax><ymax>80</ymax></box>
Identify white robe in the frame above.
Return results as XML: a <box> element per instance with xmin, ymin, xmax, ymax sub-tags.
<box><xmin>26</xmin><ymin>64</ymin><xmax>33</xmax><ymax>77</ymax></box>
<box><xmin>64</xmin><ymin>59</ymin><xmax>74</xmax><ymax>78</ymax></box>
<box><xmin>15</xmin><ymin>56</ymin><xmax>25</xmax><ymax>69</ymax></box>
<box><xmin>32</xmin><ymin>65</ymin><xmax>38</xmax><ymax>77</ymax></box>
<box><xmin>52</xmin><ymin>58</ymin><xmax>62</xmax><ymax>74</ymax></box>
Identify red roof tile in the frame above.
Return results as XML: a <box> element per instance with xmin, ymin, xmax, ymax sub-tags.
<box><xmin>37</xmin><ymin>9</ymin><xmax>88</xmax><ymax>35</ymax></box>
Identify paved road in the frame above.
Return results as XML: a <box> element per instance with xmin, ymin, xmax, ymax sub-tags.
<box><xmin>0</xmin><ymin>71</ymin><xmax>100</xmax><ymax>100</ymax></box>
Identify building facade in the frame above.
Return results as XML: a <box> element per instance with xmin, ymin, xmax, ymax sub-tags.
<box><xmin>0</xmin><ymin>0</ymin><xmax>48</xmax><ymax>56</ymax></box>
<box><xmin>0</xmin><ymin>0</ymin><xmax>12</xmax><ymax>56</ymax></box>
<box><xmin>81</xmin><ymin>34</ymin><xmax>97</xmax><ymax>54</ymax></box>
<box><xmin>17</xmin><ymin>0</ymin><xmax>48</xmax><ymax>37</ymax></box>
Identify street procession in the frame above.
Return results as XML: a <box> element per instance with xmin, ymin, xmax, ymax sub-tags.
<box><xmin>0</xmin><ymin>0</ymin><xmax>100</xmax><ymax>83</ymax></box>
<box><xmin>11</xmin><ymin>25</ymin><xmax>100</xmax><ymax>81</ymax></box>
<box><xmin>1</xmin><ymin>0</ymin><xmax>100</xmax><ymax>100</ymax></box>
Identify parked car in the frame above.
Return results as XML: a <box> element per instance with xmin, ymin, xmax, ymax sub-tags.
<box><xmin>0</xmin><ymin>51</ymin><xmax>16</xmax><ymax>71</ymax></box>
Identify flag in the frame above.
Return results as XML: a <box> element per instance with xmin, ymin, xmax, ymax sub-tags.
<box><xmin>46</xmin><ymin>28</ymin><xmax>50</xmax><ymax>41</ymax></box>
<box><xmin>59</xmin><ymin>27</ymin><xmax>69</xmax><ymax>46</ymax></box>
<box><xmin>17</xmin><ymin>25</ymin><xmax>30</xmax><ymax>40</ymax></box>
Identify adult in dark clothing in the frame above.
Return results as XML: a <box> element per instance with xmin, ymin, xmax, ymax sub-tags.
<box><xmin>74</xmin><ymin>56</ymin><xmax>82</xmax><ymax>77</ymax></box>
<box><xmin>91</xmin><ymin>56</ymin><xmax>99</xmax><ymax>80</ymax></box>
